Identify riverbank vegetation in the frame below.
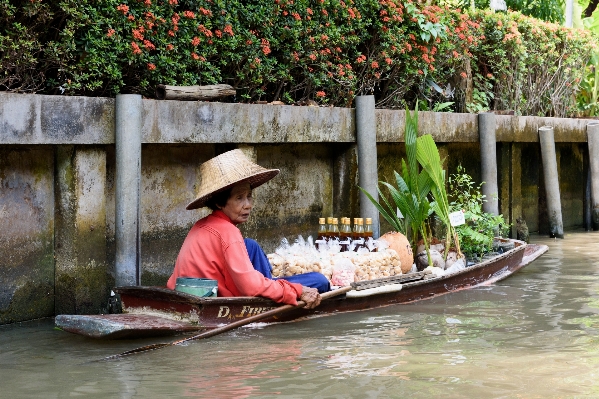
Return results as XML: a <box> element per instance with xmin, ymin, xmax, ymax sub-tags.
<box><xmin>1</xmin><ymin>0</ymin><xmax>597</xmax><ymax>116</ymax></box>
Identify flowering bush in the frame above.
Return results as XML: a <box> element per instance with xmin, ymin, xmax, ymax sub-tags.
<box><xmin>0</xmin><ymin>0</ymin><xmax>596</xmax><ymax>115</ymax></box>
<box><xmin>472</xmin><ymin>10</ymin><xmax>596</xmax><ymax>116</ymax></box>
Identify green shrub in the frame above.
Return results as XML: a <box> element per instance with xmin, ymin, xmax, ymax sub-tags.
<box><xmin>0</xmin><ymin>0</ymin><xmax>596</xmax><ymax>116</ymax></box>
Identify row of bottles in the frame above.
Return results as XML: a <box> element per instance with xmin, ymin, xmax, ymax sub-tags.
<box><xmin>316</xmin><ymin>217</ymin><xmax>374</xmax><ymax>252</ymax></box>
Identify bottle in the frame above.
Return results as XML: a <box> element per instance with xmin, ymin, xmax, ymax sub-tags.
<box><xmin>364</xmin><ymin>217</ymin><xmax>375</xmax><ymax>252</ymax></box>
<box><xmin>316</xmin><ymin>217</ymin><xmax>327</xmax><ymax>249</ymax></box>
<box><xmin>339</xmin><ymin>217</ymin><xmax>351</xmax><ymax>252</ymax></box>
<box><xmin>326</xmin><ymin>217</ymin><xmax>334</xmax><ymax>241</ymax></box>
<box><xmin>353</xmin><ymin>218</ymin><xmax>365</xmax><ymax>251</ymax></box>
<box><xmin>330</xmin><ymin>218</ymin><xmax>340</xmax><ymax>242</ymax></box>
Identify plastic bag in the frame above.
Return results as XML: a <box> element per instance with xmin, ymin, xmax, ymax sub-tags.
<box><xmin>330</xmin><ymin>257</ymin><xmax>356</xmax><ymax>286</ymax></box>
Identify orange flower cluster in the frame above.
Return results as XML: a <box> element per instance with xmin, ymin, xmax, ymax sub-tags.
<box><xmin>223</xmin><ymin>25</ymin><xmax>234</xmax><ymax>36</ymax></box>
<box><xmin>116</xmin><ymin>4</ymin><xmax>129</xmax><ymax>15</ymax></box>
<box><xmin>131</xmin><ymin>41</ymin><xmax>142</xmax><ymax>55</ymax></box>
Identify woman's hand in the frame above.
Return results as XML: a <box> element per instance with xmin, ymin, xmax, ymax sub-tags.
<box><xmin>300</xmin><ymin>287</ymin><xmax>321</xmax><ymax>309</ymax></box>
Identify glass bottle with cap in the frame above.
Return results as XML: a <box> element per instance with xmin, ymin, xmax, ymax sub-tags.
<box><xmin>316</xmin><ymin>217</ymin><xmax>327</xmax><ymax>250</ymax></box>
<box><xmin>353</xmin><ymin>218</ymin><xmax>365</xmax><ymax>251</ymax></box>
<box><xmin>326</xmin><ymin>217</ymin><xmax>334</xmax><ymax>241</ymax></box>
<box><xmin>364</xmin><ymin>217</ymin><xmax>375</xmax><ymax>252</ymax></box>
<box><xmin>330</xmin><ymin>217</ymin><xmax>340</xmax><ymax>242</ymax></box>
<box><xmin>339</xmin><ymin>217</ymin><xmax>352</xmax><ymax>252</ymax></box>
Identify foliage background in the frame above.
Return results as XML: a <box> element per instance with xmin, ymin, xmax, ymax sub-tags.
<box><xmin>0</xmin><ymin>0</ymin><xmax>596</xmax><ymax>116</ymax></box>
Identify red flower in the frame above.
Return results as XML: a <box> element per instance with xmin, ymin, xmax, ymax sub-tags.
<box><xmin>371</xmin><ymin>61</ymin><xmax>379</xmax><ymax>69</ymax></box>
<box><xmin>132</xmin><ymin>29</ymin><xmax>144</xmax><ymax>41</ymax></box>
<box><xmin>116</xmin><ymin>4</ymin><xmax>129</xmax><ymax>14</ymax></box>
<box><xmin>168</xmin><ymin>30</ymin><xmax>175</xmax><ymax>37</ymax></box>
<box><xmin>131</xmin><ymin>42</ymin><xmax>142</xmax><ymax>55</ymax></box>
<box><xmin>169</xmin><ymin>0</ymin><xmax>177</xmax><ymax>4</ymax></box>
<box><xmin>166</xmin><ymin>44</ymin><xmax>174</xmax><ymax>50</ymax></box>
<box><xmin>143</xmin><ymin>40</ymin><xmax>155</xmax><ymax>50</ymax></box>
<box><xmin>316</xmin><ymin>91</ymin><xmax>326</xmax><ymax>97</ymax></box>
<box><xmin>107</xmin><ymin>29</ymin><xmax>116</xmax><ymax>38</ymax></box>
<box><xmin>418</xmin><ymin>69</ymin><xmax>423</xmax><ymax>75</ymax></box>
<box><xmin>191</xmin><ymin>36</ymin><xmax>200</xmax><ymax>46</ymax></box>
<box><xmin>460</xmin><ymin>72</ymin><xmax>467</xmax><ymax>78</ymax></box>
<box><xmin>223</xmin><ymin>25</ymin><xmax>234</xmax><ymax>36</ymax></box>
<box><xmin>215</xmin><ymin>30</ymin><xmax>222</xmax><ymax>38</ymax></box>
<box><xmin>147</xmin><ymin>63</ymin><xmax>156</xmax><ymax>70</ymax></box>
<box><xmin>183</xmin><ymin>11</ymin><xmax>196</xmax><ymax>18</ymax></box>
<box><xmin>191</xmin><ymin>52</ymin><xmax>199</xmax><ymax>60</ymax></box>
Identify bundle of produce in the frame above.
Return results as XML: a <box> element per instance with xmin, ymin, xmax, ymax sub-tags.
<box><xmin>267</xmin><ymin>236</ymin><xmax>402</xmax><ymax>284</ymax></box>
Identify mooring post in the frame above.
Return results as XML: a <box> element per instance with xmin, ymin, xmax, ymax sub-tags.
<box><xmin>538</xmin><ymin>126</ymin><xmax>564</xmax><ymax>238</ymax></box>
<box><xmin>478</xmin><ymin>112</ymin><xmax>499</xmax><ymax>216</ymax></box>
<box><xmin>587</xmin><ymin>122</ymin><xmax>599</xmax><ymax>230</ymax></box>
<box><xmin>355</xmin><ymin>95</ymin><xmax>380</xmax><ymax>239</ymax></box>
<box><xmin>115</xmin><ymin>94</ymin><xmax>142</xmax><ymax>286</ymax></box>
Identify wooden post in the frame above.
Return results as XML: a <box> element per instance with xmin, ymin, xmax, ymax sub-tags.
<box><xmin>156</xmin><ymin>84</ymin><xmax>236</xmax><ymax>101</ymax></box>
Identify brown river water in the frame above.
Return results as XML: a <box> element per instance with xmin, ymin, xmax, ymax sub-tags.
<box><xmin>2</xmin><ymin>232</ymin><xmax>599</xmax><ymax>398</ymax></box>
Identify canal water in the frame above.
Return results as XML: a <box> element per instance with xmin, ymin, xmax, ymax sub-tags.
<box><xmin>2</xmin><ymin>232</ymin><xmax>599</xmax><ymax>398</ymax></box>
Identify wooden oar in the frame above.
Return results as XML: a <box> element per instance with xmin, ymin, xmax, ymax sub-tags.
<box><xmin>102</xmin><ymin>285</ymin><xmax>353</xmax><ymax>361</ymax></box>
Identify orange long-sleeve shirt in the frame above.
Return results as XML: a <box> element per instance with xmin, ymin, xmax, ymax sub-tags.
<box><xmin>167</xmin><ymin>210</ymin><xmax>303</xmax><ymax>305</ymax></box>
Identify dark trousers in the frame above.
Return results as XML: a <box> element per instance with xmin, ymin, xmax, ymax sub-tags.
<box><xmin>244</xmin><ymin>238</ymin><xmax>330</xmax><ymax>293</ymax></box>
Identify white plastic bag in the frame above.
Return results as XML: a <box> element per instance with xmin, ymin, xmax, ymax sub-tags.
<box><xmin>331</xmin><ymin>257</ymin><xmax>356</xmax><ymax>286</ymax></box>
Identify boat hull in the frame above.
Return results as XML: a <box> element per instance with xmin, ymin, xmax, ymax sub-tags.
<box><xmin>55</xmin><ymin>240</ymin><xmax>548</xmax><ymax>339</ymax></box>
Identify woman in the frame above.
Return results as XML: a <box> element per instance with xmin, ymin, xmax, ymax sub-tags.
<box><xmin>166</xmin><ymin>149</ymin><xmax>329</xmax><ymax>309</ymax></box>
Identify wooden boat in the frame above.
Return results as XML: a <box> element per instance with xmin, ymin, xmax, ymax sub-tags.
<box><xmin>55</xmin><ymin>239</ymin><xmax>548</xmax><ymax>339</ymax></box>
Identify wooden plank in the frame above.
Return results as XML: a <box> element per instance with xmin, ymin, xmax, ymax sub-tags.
<box><xmin>155</xmin><ymin>84</ymin><xmax>235</xmax><ymax>101</ymax></box>
<box><xmin>55</xmin><ymin>314</ymin><xmax>203</xmax><ymax>339</ymax></box>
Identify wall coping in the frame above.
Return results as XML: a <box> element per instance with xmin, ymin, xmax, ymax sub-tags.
<box><xmin>0</xmin><ymin>92</ymin><xmax>594</xmax><ymax>144</ymax></box>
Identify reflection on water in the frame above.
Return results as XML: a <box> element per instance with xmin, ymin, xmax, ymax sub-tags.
<box><xmin>2</xmin><ymin>232</ymin><xmax>599</xmax><ymax>398</ymax></box>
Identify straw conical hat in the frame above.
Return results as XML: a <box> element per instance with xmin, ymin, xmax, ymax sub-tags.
<box><xmin>186</xmin><ymin>149</ymin><xmax>279</xmax><ymax>210</ymax></box>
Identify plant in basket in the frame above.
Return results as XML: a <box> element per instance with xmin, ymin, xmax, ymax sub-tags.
<box><xmin>448</xmin><ymin>165</ymin><xmax>510</xmax><ymax>262</ymax></box>
<box><xmin>361</xmin><ymin>102</ymin><xmax>462</xmax><ymax>270</ymax></box>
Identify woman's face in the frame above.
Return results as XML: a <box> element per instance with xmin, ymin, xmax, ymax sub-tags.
<box><xmin>220</xmin><ymin>182</ymin><xmax>253</xmax><ymax>225</ymax></box>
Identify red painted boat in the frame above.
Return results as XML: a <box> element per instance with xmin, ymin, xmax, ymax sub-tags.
<box><xmin>55</xmin><ymin>239</ymin><xmax>548</xmax><ymax>339</ymax></box>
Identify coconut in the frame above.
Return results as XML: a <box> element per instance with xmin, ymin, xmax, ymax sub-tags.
<box><xmin>379</xmin><ymin>231</ymin><xmax>413</xmax><ymax>273</ymax></box>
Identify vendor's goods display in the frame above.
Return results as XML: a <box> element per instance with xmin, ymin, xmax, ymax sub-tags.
<box><xmin>378</xmin><ymin>231</ymin><xmax>414</xmax><ymax>274</ymax></box>
<box><xmin>267</xmin><ymin>235</ymin><xmax>403</xmax><ymax>286</ymax></box>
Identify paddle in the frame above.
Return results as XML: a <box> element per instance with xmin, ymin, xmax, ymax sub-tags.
<box><xmin>102</xmin><ymin>285</ymin><xmax>353</xmax><ymax>360</ymax></box>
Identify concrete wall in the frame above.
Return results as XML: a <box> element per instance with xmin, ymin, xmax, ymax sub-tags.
<box><xmin>0</xmin><ymin>92</ymin><xmax>594</xmax><ymax>323</ymax></box>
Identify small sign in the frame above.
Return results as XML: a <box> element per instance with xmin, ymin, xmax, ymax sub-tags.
<box><xmin>490</xmin><ymin>0</ymin><xmax>507</xmax><ymax>11</ymax></box>
<box><xmin>449</xmin><ymin>210</ymin><xmax>466</xmax><ymax>226</ymax></box>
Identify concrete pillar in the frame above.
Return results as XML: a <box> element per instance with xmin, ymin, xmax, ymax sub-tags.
<box><xmin>539</xmin><ymin>126</ymin><xmax>564</xmax><ymax>238</ymax></box>
<box><xmin>55</xmin><ymin>146</ymin><xmax>108</xmax><ymax>314</ymax></box>
<box><xmin>587</xmin><ymin>122</ymin><xmax>599</xmax><ymax>230</ymax></box>
<box><xmin>115</xmin><ymin>94</ymin><xmax>142</xmax><ymax>286</ymax></box>
<box><xmin>478</xmin><ymin>113</ymin><xmax>499</xmax><ymax>215</ymax></box>
<box><xmin>355</xmin><ymin>95</ymin><xmax>380</xmax><ymax>239</ymax></box>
